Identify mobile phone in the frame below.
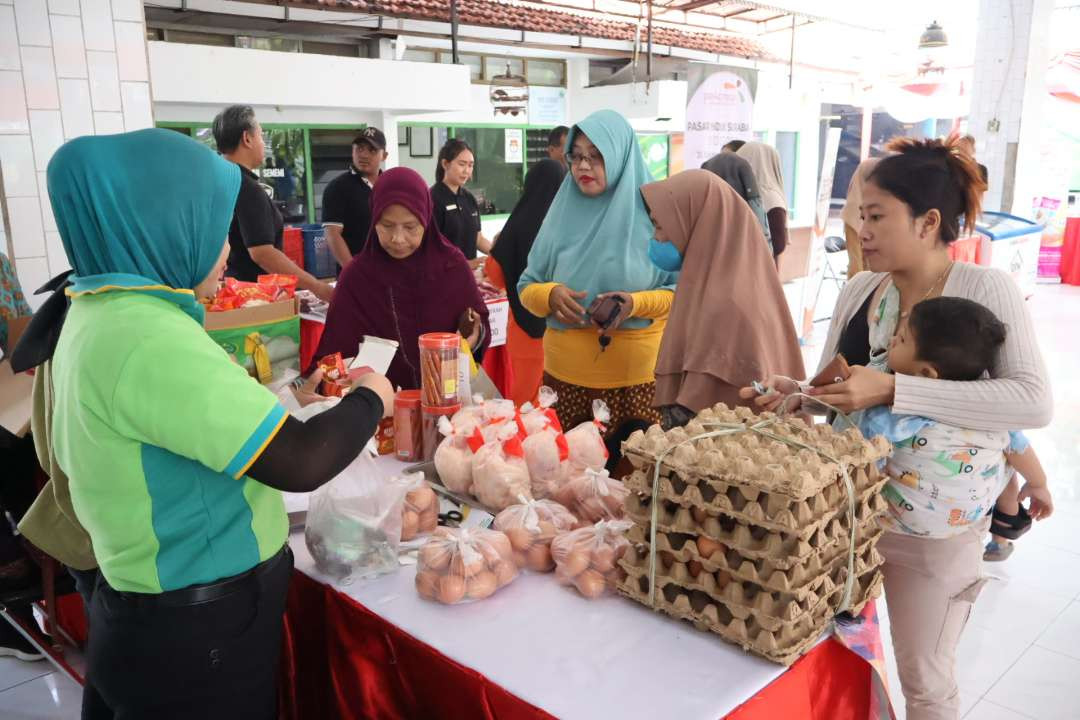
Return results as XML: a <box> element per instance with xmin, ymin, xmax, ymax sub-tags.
<box><xmin>586</xmin><ymin>295</ymin><xmax>626</xmax><ymax>331</ymax></box>
<box><xmin>809</xmin><ymin>354</ymin><xmax>851</xmax><ymax>388</ymax></box>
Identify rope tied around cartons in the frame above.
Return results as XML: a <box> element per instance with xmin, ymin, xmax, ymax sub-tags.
<box><xmin>646</xmin><ymin>394</ymin><xmax>861</xmax><ymax>619</ymax></box>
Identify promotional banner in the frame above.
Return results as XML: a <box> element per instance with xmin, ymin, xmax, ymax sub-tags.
<box><xmin>684</xmin><ymin>65</ymin><xmax>758</xmax><ymax>170</ymax></box>
<box><xmin>527</xmin><ymin>86</ymin><xmax>567</xmax><ymax>126</ymax></box>
<box><xmin>504</xmin><ymin>129</ymin><xmax>524</xmax><ymax>164</ymax></box>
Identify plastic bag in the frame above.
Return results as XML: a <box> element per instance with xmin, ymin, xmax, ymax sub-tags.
<box><xmin>551</xmin><ymin>520</ymin><xmax>632</xmax><ymax>599</ymax></box>
<box><xmin>565</xmin><ymin>399</ymin><xmax>610</xmax><ymax>471</ymax></box>
<box><xmin>451</xmin><ymin>397</ymin><xmax>515</xmax><ymax>442</ymax></box>
<box><xmin>401</xmin><ymin>474</ymin><xmax>440</xmax><ymax>541</ymax></box>
<box><xmin>433</xmin><ymin>416</ymin><xmax>485</xmax><ymax>494</ymax></box>
<box><xmin>494</xmin><ymin>496</ymin><xmax>577</xmax><ymax>572</ymax></box>
<box><xmin>471</xmin><ymin>424</ymin><xmax>533</xmax><ymax>511</ymax></box>
<box><xmin>415</xmin><ymin>527</ymin><xmax>518</xmax><ymax>604</ymax></box>
<box><xmin>554</xmin><ymin>468</ymin><xmax>629</xmax><ymax>528</ymax></box>
<box><xmin>522</xmin><ymin>427</ymin><xmax>570</xmax><ymax>500</ymax></box>
<box><xmin>305</xmin><ymin>452</ymin><xmax>410</xmax><ymax>582</ymax></box>
<box><xmin>516</xmin><ymin>386</ymin><xmax>563</xmax><ymax>437</ymax></box>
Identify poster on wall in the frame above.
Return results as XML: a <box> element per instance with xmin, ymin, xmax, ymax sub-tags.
<box><xmin>505</xmin><ymin>129</ymin><xmax>524</xmax><ymax>164</ymax></box>
<box><xmin>527</xmin><ymin>87</ymin><xmax>567</xmax><ymax>126</ymax></box>
<box><xmin>684</xmin><ymin>65</ymin><xmax>758</xmax><ymax>170</ymax></box>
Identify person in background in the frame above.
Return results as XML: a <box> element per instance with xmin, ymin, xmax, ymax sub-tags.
<box><xmin>722</xmin><ymin>139</ymin><xmax>746</xmax><ymax>153</ymax></box>
<box><xmin>842</xmin><ymin>158</ymin><xmax>879</xmax><ymax>278</ymax></box>
<box><xmin>43</xmin><ymin>128</ymin><xmax>393</xmax><ymax>718</ymax></box>
<box><xmin>738</xmin><ymin>141</ymin><xmax>789</xmax><ymax>263</ymax></box>
<box><xmin>486</xmin><ymin>159</ymin><xmax>566</xmax><ymax>405</ymax></box>
<box><xmin>547</xmin><ymin>125</ymin><xmax>569</xmax><ymax>168</ymax></box>
<box><xmin>314</xmin><ymin>167</ymin><xmax>490</xmax><ymax>391</ymax></box>
<box><xmin>700</xmin><ymin>145</ymin><xmax>772</xmax><ymax>251</ymax></box>
<box><xmin>518</xmin><ymin>109</ymin><xmax>677</xmax><ymax>446</ymax></box>
<box><xmin>431</xmin><ymin>139</ymin><xmax>493</xmax><ymax>262</ymax></box>
<box><xmin>213</xmin><ymin>105</ymin><xmax>334</xmax><ymax>302</ymax></box>
<box><xmin>640</xmin><ymin>169</ymin><xmax>804</xmax><ymax>429</ymax></box>
<box><xmin>322</xmin><ymin>127</ymin><xmax>388</xmax><ymax>267</ymax></box>
<box><xmin>958</xmin><ymin>134</ymin><xmax>989</xmax><ymax>188</ymax></box>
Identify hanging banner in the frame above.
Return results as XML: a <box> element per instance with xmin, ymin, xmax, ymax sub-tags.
<box><xmin>527</xmin><ymin>86</ymin><xmax>566</xmax><ymax>126</ymax></box>
<box><xmin>504</xmin><ymin>129</ymin><xmax>524</xmax><ymax>164</ymax></box>
<box><xmin>684</xmin><ymin>65</ymin><xmax>757</xmax><ymax>170</ymax></box>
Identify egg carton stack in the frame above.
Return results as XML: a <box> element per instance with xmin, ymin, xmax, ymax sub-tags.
<box><xmin>616</xmin><ymin>403</ymin><xmax>893</xmax><ymax>665</ymax></box>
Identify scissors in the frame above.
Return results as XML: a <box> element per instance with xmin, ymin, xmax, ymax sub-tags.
<box><xmin>438</xmin><ymin>510</ymin><xmax>464</xmax><ymax>527</ymax></box>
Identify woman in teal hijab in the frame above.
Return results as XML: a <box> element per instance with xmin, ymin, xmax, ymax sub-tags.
<box><xmin>518</xmin><ymin>110</ymin><xmax>677</xmax><ymax>449</ymax></box>
<box><xmin>41</xmin><ymin>129</ymin><xmax>392</xmax><ymax>719</ymax></box>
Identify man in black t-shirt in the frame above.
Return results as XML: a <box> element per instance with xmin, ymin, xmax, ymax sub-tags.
<box><xmin>547</xmin><ymin>125</ymin><xmax>569</xmax><ymax>168</ymax></box>
<box><xmin>214</xmin><ymin>105</ymin><xmax>333</xmax><ymax>302</ymax></box>
<box><xmin>322</xmin><ymin>127</ymin><xmax>388</xmax><ymax>267</ymax></box>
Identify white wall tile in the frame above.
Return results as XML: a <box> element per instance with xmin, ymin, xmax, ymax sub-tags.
<box><xmin>110</xmin><ymin>0</ymin><xmax>139</xmax><ymax>22</ymax></box>
<box><xmin>57</xmin><ymin>77</ymin><xmax>92</xmax><ymax>138</ymax></box>
<box><xmin>20</xmin><ymin>45</ymin><xmax>59</xmax><ymax>109</ymax></box>
<box><xmin>119</xmin><ymin>80</ymin><xmax>150</xmax><ymax>130</ymax></box>
<box><xmin>0</xmin><ymin>71</ymin><xmax>29</xmax><ymax>133</ymax></box>
<box><xmin>86</xmin><ymin>49</ymin><xmax>119</xmax><ymax>111</ymax></box>
<box><xmin>28</xmin><ymin>108</ymin><xmax>63</xmax><ymax>170</ymax></box>
<box><xmin>50</xmin><ymin>13</ymin><xmax>87</xmax><ymax>78</ymax></box>
<box><xmin>14</xmin><ymin>256</ymin><xmax>50</xmax><ymax>309</ymax></box>
<box><xmin>0</xmin><ymin>6</ymin><xmax>21</xmax><ymax>71</ymax></box>
<box><xmin>80</xmin><ymin>0</ymin><xmax>114</xmax><ymax>52</ymax></box>
<box><xmin>113</xmin><ymin>20</ymin><xmax>145</xmax><ymax>82</ymax></box>
<box><xmin>47</xmin><ymin>0</ymin><xmax>79</xmax><ymax>14</ymax></box>
<box><xmin>0</xmin><ymin>135</ymin><xmax>37</xmax><ymax>196</ymax></box>
<box><xmin>13</xmin><ymin>0</ymin><xmax>52</xmax><ymax>46</ymax></box>
<box><xmin>92</xmin><ymin>109</ymin><xmax>121</xmax><ymax>134</ymax></box>
<box><xmin>6</xmin><ymin>195</ymin><xmax>45</xmax><ymax>257</ymax></box>
<box><xmin>44</xmin><ymin>229</ymin><xmax>67</xmax><ymax>273</ymax></box>
<box><xmin>35</xmin><ymin>170</ymin><xmax>55</xmax><ymax>231</ymax></box>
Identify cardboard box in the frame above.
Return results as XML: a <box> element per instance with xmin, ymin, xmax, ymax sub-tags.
<box><xmin>204</xmin><ymin>297</ymin><xmax>301</xmax><ymax>384</ymax></box>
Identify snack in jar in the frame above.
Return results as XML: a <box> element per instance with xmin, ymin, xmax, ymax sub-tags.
<box><xmin>393</xmin><ymin>390</ymin><xmax>423</xmax><ymax>463</ymax></box>
<box><xmin>471</xmin><ymin>423</ymin><xmax>533</xmax><ymax>511</ymax></box>
<box><xmin>419</xmin><ymin>333</ymin><xmax>461</xmax><ymax>408</ymax></box>
<box><xmin>494</xmin><ymin>497</ymin><xmax>577</xmax><ymax>572</ymax></box>
<box><xmin>554</xmin><ymin>468</ymin><xmax>629</xmax><ymax>527</ymax></box>
<box><xmin>551</xmin><ymin>520</ymin><xmax>632</xmax><ymax>599</ymax></box>
<box><xmin>415</xmin><ymin>527</ymin><xmax>518</xmax><ymax>604</ymax></box>
<box><xmin>432</xmin><ymin>414</ymin><xmax>482</xmax><ymax>493</ymax></box>
<box><xmin>565</xmin><ymin>399</ymin><xmax>611</xmax><ymax>471</ymax></box>
<box><xmin>422</xmin><ymin>403</ymin><xmax>461</xmax><ymax>462</ymax></box>
<box><xmin>401</xmin><ymin>475</ymin><xmax>440</xmax><ymax>541</ymax></box>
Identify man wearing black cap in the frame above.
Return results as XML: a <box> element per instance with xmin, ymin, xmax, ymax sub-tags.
<box><xmin>322</xmin><ymin>127</ymin><xmax>388</xmax><ymax>267</ymax></box>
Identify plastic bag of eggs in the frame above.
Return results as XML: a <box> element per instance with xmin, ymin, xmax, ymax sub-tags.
<box><xmin>553</xmin><ymin>468</ymin><xmax>629</xmax><ymax>528</ymax></box>
<box><xmin>493</xmin><ymin>498</ymin><xmax>577</xmax><ymax>573</ymax></box>
<box><xmin>550</xmin><ymin>520</ymin><xmax>632</xmax><ymax>599</ymax></box>
<box><xmin>400</xmin><ymin>477</ymin><xmax>439</xmax><ymax>541</ymax></box>
<box><xmin>415</xmin><ymin>527</ymin><xmax>518</xmax><ymax>604</ymax></box>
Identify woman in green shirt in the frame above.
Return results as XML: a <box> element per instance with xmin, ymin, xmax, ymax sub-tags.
<box><xmin>43</xmin><ymin>129</ymin><xmax>393</xmax><ymax>719</ymax></box>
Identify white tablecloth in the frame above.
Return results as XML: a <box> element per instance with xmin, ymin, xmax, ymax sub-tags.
<box><xmin>287</xmin><ymin>456</ymin><xmax>803</xmax><ymax>720</ymax></box>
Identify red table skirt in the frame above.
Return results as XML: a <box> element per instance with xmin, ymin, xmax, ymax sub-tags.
<box><xmin>280</xmin><ymin>570</ymin><xmax>871</xmax><ymax>720</ymax></box>
<box><xmin>1063</xmin><ymin>217</ymin><xmax>1080</xmax><ymax>286</ymax></box>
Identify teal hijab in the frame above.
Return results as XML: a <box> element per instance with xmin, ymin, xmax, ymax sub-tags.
<box><xmin>46</xmin><ymin>128</ymin><xmax>241</xmax><ymax>324</ymax></box>
<box><xmin>518</xmin><ymin>110</ymin><xmax>677</xmax><ymax>331</ymax></box>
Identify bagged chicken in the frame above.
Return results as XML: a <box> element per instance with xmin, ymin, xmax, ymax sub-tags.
<box><xmin>400</xmin><ymin>474</ymin><xmax>440</xmax><ymax>541</ymax></box>
<box><xmin>493</xmin><ymin>496</ymin><xmax>577</xmax><ymax>572</ymax></box>
<box><xmin>450</xmin><ymin>395</ymin><xmax>487</xmax><ymax>435</ymax></box>
<box><xmin>551</xmin><ymin>520</ymin><xmax>632</xmax><ymax>599</ymax></box>
<box><xmin>451</xmin><ymin>397</ymin><xmax>516</xmax><ymax>443</ymax></box>
<box><xmin>554</xmin><ymin>468</ymin><xmax>629</xmax><ymax>528</ymax></box>
<box><xmin>471</xmin><ymin>424</ymin><xmax>532</xmax><ymax>511</ymax></box>
<box><xmin>522</xmin><ymin>427</ymin><xmax>570</xmax><ymax>500</ymax></box>
<box><xmin>565</xmin><ymin>399</ymin><xmax>610</xmax><ymax>472</ymax></box>
<box><xmin>516</xmin><ymin>386</ymin><xmax>563</xmax><ymax>437</ymax></box>
<box><xmin>415</xmin><ymin>527</ymin><xmax>518</xmax><ymax>604</ymax></box>
<box><xmin>433</xmin><ymin>416</ymin><xmax>486</xmax><ymax>495</ymax></box>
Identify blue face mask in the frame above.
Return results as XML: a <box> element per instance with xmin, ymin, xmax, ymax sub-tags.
<box><xmin>649</xmin><ymin>238</ymin><xmax>683</xmax><ymax>272</ymax></box>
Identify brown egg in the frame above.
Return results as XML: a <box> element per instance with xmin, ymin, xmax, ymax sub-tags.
<box><xmin>466</xmin><ymin>570</ymin><xmax>497</xmax><ymax>600</ymax></box>
<box><xmin>526</xmin><ymin>543</ymin><xmax>554</xmax><ymax>572</ymax></box>
<box><xmin>591</xmin><ymin>545</ymin><xmax>616</xmax><ymax>573</ymax></box>
<box><xmin>418</xmin><ymin>509</ymin><xmax>439</xmax><ymax>534</ymax></box>
<box><xmin>485</xmin><ymin>531</ymin><xmax>513</xmax><ymax>559</ymax></box>
<box><xmin>715</xmin><ymin>570</ymin><xmax>732</xmax><ymax>590</ymax></box>
<box><xmin>437</xmin><ymin>575</ymin><xmax>466</xmax><ymax>604</ymax></box>
<box><xmin>417</xmin><ymin>487</ymin><xmax>438</xmax><ymax>511</ymax></box>
<box><xmin>401</xmin><ymin>510</ymin><xmax>420</xmax><ymax>541</ymax></box>
<box><xmin>658</xmin><ymin>550</ymin><xmax>676</xmax><ymax>569</ymax></box>
<box><xmin>494</xmin><ymin>560</ymin><xmax>518</xmax><ymax>587</ymax></box>
<box><xmin>687</xmin><ymin>560</ymin><xmax>704</xmax><ymax>579</ymax></box>
<box><xmin>419</xmin><ymin>542</ymin><xmax>452</xmax><ymax>572</ymax></box>
<box><xmin>575</xmin><ymin>569</ymin><xmax>607</xmax><ymax>599</ymax></box>
<box><xmin>415</xmin><ymin>570</ymin><xmax>438</xmax><ymax>600</ymax></box>
<box><xmin>691</xmin><ymin>507</ymin><xmax>708</xmax><ymax>524</ymax></box>
<box><xmin>561</xmin><ymin>549</ymin><xmax>591</xmax><ymax>577</ymax></box>
<box><xmin>477</xmin><ymin>541</ymin><xmax>502</xmax><ymax>567</ymax></box>
<box><xmin>537</xmin><ymin>520</ymin><xmax>557</xmax><ymax>538</ymax></box>
<box><xmin>505</xmin><ymin>527</ymin><xmax>535</xmax><ymax>552</ymax></box>
<box><xmin>696</xmin><ymin>537</ymin><xmax>722</xmax><ymax>559</ymax></box>
<box><xmin>512</xmin><ymin>550</ymin><xmax>528</xmax><ymax>569</ymax></box>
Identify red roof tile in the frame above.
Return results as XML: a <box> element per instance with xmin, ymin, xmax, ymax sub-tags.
<box><xmin>290</xmin><ymin>0</ymin><xmax>765</xmax><ymax>58</ymax></box>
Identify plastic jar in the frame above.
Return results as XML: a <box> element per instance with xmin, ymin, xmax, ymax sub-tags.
<box><xmin>393</xmin><ymin>390</ymin><xmax>423</xmax><ymax>463</ymax></box>
<box><xmin>419</xmin><ymin>333</ymin><xmax>461</xmax><ymax>408</ymax></box>
<box><xmin>421</xmin><ymin>403</ymin><xmax>462</xmax><ymax>463</ymax></box>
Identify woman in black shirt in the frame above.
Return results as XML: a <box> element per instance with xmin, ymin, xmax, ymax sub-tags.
<box><xmin>431</xmin><ymin>139</ymin><xmax>492</xmax><ymax>261</ymax></box>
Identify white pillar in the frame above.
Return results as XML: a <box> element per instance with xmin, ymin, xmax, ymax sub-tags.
<box><xmin>967</xmin><ymin>0</ymin><xmax>1054</xmax><ymax>216</ymax></box>
<box><xmin>1</xmin><ymin>0</ymin><xmax>154</xmax><ymax>307</ymax></box>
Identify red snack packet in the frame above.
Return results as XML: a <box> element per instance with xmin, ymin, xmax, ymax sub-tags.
<box><xmin>317</xmin><ymin>353</ymin><xmax>348</xmax><ymax>382</ymax></box>
<box><xmin>258</xmin><ymin>274</ymin><xmax>298</xmax><ymax>299</ymax></box>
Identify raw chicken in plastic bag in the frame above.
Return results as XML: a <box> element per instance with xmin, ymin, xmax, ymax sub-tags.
<box><xmin>415</xmin><ymin>527</ymin><xmax>518</xmax><ymax>604</ymax></box>
<box><xmin>522</xmin><ymin>426</ymin><xmax>570</xmax><ymax>500</ymax></box>
<box><xmin>551</xmin><ymin>520</ymin><xmax>632</xmax><ymax>598</ymax></box>
<box><xmin>516</xmin><ymin>386</ymin><xmax>563</xmax><ymax>437</ymax></box>
<box><xmin>433</xmin><ymin>416</ymin><xmax>485</xmax><ymax>495</ymax></box>
<box><xmin>554</xmin><ymin>468</ymin><xmax>629</xmax><ymax>527</ymax></box>
<box><xmin>451</xmin><ymin>397</ymin><xmax>516</xmax><ymax>442</ymax></box>
<box><xmin>494</xmin><ymin>496</ymin><xmax>577</xmax><ymax>572</ymax></box>
<box><xmin>565</xmin><ymin>399</ymin><xmax>610</xmax><ymax>471</ymax></box>
<box><xmin>305</xmin><ymin>451</ymin><xmax>410</xmax><ymax>582</ymax></box>
<box><xmin>401</xmin><ymin>474</ymin><xmax>440</xmax><ymax>541</ymax></box>
<box><xmin>471</xmin><ymin>424</ymin><xmax>532</xmax><ymax>511</ymax></box>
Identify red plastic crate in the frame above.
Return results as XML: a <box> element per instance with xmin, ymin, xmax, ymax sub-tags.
<box><xmin>283</xmin><ymin>226</ymin><xmax>304</xmax><ymax>270</ymax></box>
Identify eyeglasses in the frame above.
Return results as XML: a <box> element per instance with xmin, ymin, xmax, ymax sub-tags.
<box><xmin>567</xmin><ymin>151</ymin><xmax>604</xmax><ymax>167</ymax></box>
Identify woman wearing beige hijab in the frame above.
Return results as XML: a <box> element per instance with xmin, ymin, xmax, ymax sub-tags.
<box><xmin>841</xmin><ymin>158</ymin><xmax>879</xmax><ymax>278</ymax></box>
<box><xmin>737</xmin><ymin>142</ymin><xmax>788</xmax><ymax>262</ymax></box>
<box><xmin>641</xmin><ymin>169</ymin><xmax>805</xmax><ymax>429</ymax></box>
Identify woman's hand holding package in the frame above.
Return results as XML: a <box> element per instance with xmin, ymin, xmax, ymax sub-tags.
<box><xmin>807</xmin><ymin>365</ymin><xmax>895</xmax><ymax>413</ymax></box>
<box><xmin>549</xmin><ymin>285</ymin><xmax>588</xmax><ymax>326</ymax></box>
<box><xmin>293</xmin><ymin>368</ymin><xmax>327</xmax><ymax>408</ymax></box>
<box><xmin>458</xmin><ymin>308</ymin><xmax>483</xmax><ymax>350</ymax></box>
<box><xmin>738</xmin><ymin>375</ymin><xmax>801</xmax><ymax>413</ymax></box>
<box><xmin>592</xmin><ymin>292</ymin><xmax>635</xmax><ymax>331</ymax></box>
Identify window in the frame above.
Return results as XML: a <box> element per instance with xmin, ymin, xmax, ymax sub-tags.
<box><xmin>526</xmin><ymin>59</ymin><xmax>565</xmax><ymax>87</ymax></box>
<box><xmin>236</xmin><ymin>36</ymin><xmax>301</xmax><ymax>53</ymax></box>
<box><xmin>302</xmin><ymin>40</ymin><xmax>358</xmax><ymax>57</ymax></box>
<box><xmin>453</xmin><ymin>128</ymin><xmax>525</xmax><ymax>216</ymax></box>
<box><xmin>440</xmin><ymin>53</ymin><xmax>483</xmax><ymax>82</ymax></box>
<box><xmin>146</xmin><ymin>28</ymin><xmax>164</xmax><ymax>42</ymax></box>
<box><xmin>163</xmin><ymin>29</ymin><xmax>234</xmax><ymax>47</ymax></box>
<box><xmin>484</xmin><ymin>57</ymin><xmax>524</xmax><ymax>82</ymax></box>
<box><xmin>309</xmin><ymin>129</ymin><xmax>361</xmax><ymax>221</ymax></box>
<box><xmin>403</xmin><ymin>49</ymin><xmax>437</xmax><ymax>63</ymax></box>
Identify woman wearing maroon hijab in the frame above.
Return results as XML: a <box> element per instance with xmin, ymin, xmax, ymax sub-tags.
<box><xmin>312</xmin><ymin>167</ymin><xmax>490</xmax><ymax>390</ymax></box>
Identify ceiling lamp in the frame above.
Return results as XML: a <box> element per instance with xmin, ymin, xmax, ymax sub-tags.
<box><xmin>919</xmin><ymin>21</ymin><xmax>948</xmax><ymax>50</ymax></box>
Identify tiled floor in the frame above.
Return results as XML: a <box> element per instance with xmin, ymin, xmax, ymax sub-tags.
<box><xmin>0</xmin><ymin>283</ymin><xmax>1077</xmax><ymax>719</ymax></box>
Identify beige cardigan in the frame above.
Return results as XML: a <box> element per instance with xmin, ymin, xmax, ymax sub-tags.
<box><xmin>819</xmin><ymin>263</ymin><xmax>1052</xmax><ymax>431</ymax></box>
